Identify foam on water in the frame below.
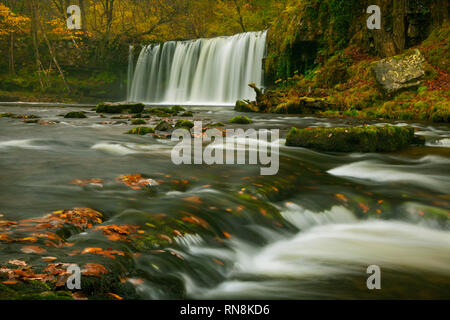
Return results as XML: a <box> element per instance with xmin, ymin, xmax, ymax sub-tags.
<box><xmin>327</xmin><ymin>157</ymin><xmax>450</xmax><ymax>193</ymax></box>
<box><xmin>0</xmin><ymin>139</ymin><xmax>49</xmax><ymax>150</ymax></box>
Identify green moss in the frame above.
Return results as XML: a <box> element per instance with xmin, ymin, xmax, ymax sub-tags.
<box><xmin>174</xmin><ymin>120</ymin><xmax>194</xmax><ymax>129</ymax></box>
<box><xmin>0</xmin><ymin>113</ymin><xmax>15</xmax><ymax>118</ymax></box>
<box><xmin>171</xmin><ymin>105</ymin><xmax>186</xmax><ymax>112</ymax></box>
<box><xmin>64</xmin><ymin>111</ymin><xmax>87</xmax><ymax>119</ymax></box>
<box><xmin>286</xmin><ymin>125</ymin><xmax>423</xmax><ymax>152</ymax></box>
<box><xmin>127</xmin><ymin>127</ymin><xmax>155</xmax><ymax>135</ymax></box>
<box><xmin>180</xmin><ymin>111</ymin><xmax>193</xmax><ymax>117</ymax></box>
<box><xmin>235</xmin><ymin>100</ymin><xmax>257</xmax><ymax>112</ymax></box>
<box><xmin>131</xmin><ymin>119</ymin><xmax>146</xmax><ymax>125</ymax></box>
<box><xmin>229</xmin><ymin>116</ymin><xmax>252</xmax><ymax>124</ymax></box>
<box><xmin>96</xmin><ymin>102</ymin><xmax>144</xmax><ymax>114</ymax></box>
<box><xmin>144</xmin><ymin>107</ymin><xmax>178</xmax><ymax>117</ymax></box>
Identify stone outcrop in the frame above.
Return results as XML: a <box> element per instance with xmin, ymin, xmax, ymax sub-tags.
<box><xmin>372</xmin><ymin>49</ymin><xmax>425</xmax><ymax>94</ymax></box>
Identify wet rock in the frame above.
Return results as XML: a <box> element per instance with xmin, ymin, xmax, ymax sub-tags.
<box><xmin>155</xmin><ymin>120</ymin><xmax>172</xmax><ymax>132</ymax></box>
<box><xmin>372</xmin><ymin>49</ymin><xmax>425</xmax><ymax>94</ymax></box>
<box><xmin>96</xmin><ymin>102</ymin><xmax>145</xmax><ymax>114</ymax></box>
<box><xmin>174</xmin><ymin>120</ymin><xmax>194</xmax><ymax>129</ymax></box>
<box><xmin>273</xmin><ymin>97</ymin><xmax>328</xmax><ymax>114</ymax></box>
<box><xmin>127</xmin><ymin>127</ymin><xmax>155</xmax><ymax>135</ymax></box>
<box><xmin>229</xmin><ymin>116</ymin><xmax>252</xmax><ymax>124</ymax></box>
<box><xmin>171</xmin><ymin>105</ymin><xmax>186</xmax><ymax>112</ymax></box>
<box><xmin>144</xmin><ymin>107</ymin><xmax>178</xmax><ymax>117</ymax></box>
<box><xmin>0</xmin><ymin>113</ymin><xmax>15</xmax><ymax>118</ymax></box>
<box><xmin>286</xmin><ymin>125</ymin><xmax>424</xmax><ymax>152</ymax></box>
<box><xmin>180</xmin><ymin>111</ymin><xmax>193</xmax><ymax>117</ymax></box>
<box><xmin>235</xmin><ymin>100</ymin><xmax>258</xmax><ymax>112</ymax></box>
<box><xmin>131</xmin><ymin>119</ymin><xmax>146</xmax><ymax>125</ymax></box>
<box><xmin>64</xmin><ymin>111</ymin><xmax>87</xmax><ymax>119</ymax></box>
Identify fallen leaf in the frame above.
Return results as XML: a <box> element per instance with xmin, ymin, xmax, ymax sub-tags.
<box><xmin>21</xmin><ymin>246</ymin><xmax>46</xmax><ymax>254</ymax></box>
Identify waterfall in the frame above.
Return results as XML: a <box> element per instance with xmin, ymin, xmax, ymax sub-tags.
<box><xmin>127</xmin><ymin>45</ymin><xmax>134</xmax><ymax>99</ymax></box>
<box><xmin>128</xmin><ymin>31</ymin><xmax>267</xmax><ymax>105</ymax></box>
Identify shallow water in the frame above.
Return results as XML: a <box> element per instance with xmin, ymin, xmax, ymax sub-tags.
<box><xmin>0</xmin><ymin>104</ymin><xmax>449</xmax><ymax>299</ymax></box>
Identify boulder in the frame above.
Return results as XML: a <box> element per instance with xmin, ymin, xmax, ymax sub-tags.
<box><xmin>127</xmin><ymin>127</ymin><xmax>155</xmax><ymax>135</ymax></box>
<box><xmin>286</xmin><ymin>125</ymin><xmax>424</xmax><ymax>152</ymax></box>
<box><xmin>234</xmin><ymin>100</ymin><xmax>258</xmax><ymax>112</ymax></box>
<box><xmin>64</xmin><ymin>111</ymin><xmax>87</xmax><ymax>119</ymax></box>
<box><xmin>96</xmin><ymin>102</ymin><xmax>144</xmax><ymax>114</ymax></box>
<box><xmin>273</xmin><ymin>97</ymin><xmax>327</xmax><ymax>114</ymax></box>
<box><xmin>174</xmin><ymin>120</ymin><xmax>194</xmax><ymax>129</ymax></box>
<box><xmin>131</xmin><ymin>119</ymin><xmax>146</xmax><ymax>125</ymax></box>
<box><xmin>155</xmin><ymin>120</ymin><xmax>172</xmax><ymax>131</ymax></box>
<box><xmin>372</xmin><ymin>49</ymin><xmax>425</xmax><ymax>95</ymax></box>
<box><xmin>229</xmin><ymin>116</ymin><xmax>252</xmax><ymax>124</ymax></box>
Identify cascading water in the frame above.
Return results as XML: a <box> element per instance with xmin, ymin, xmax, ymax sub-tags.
<box><xmin>128</xmin><ymin>31</ymin><xmax>267</xmax><ymax>105</ymax></box>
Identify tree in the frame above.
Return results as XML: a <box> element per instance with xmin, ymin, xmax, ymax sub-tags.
<box><xmin>0</xmin><ymin>3</ymin><xmax>30</xmax><ymax>74</ymax></box>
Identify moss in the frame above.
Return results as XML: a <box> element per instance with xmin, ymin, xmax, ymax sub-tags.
<box><xmin>229</xmin><ymin>116</ymin><xmax>252</xmax><ymax>124</ymax></box>
<box><xmin>180</xmin><ymin>111</ymin><xmax>193</xmax><ymax>117</ymax></box>
<box><xmin>286</xmin><ymin>125</ymin><xmax>423</xmax><ymax>152</ymax></box>
<box><xmin>127</xmin><ymin>127</ymin><xmax>155</xmax><ymax>135</ymax></box>
<box><xmin>131</xmin><ymin>119</ymin><xmax>146</xmax><ymax>125</ymax></box>
<box><xmin>206</xmin><ymin>122</ymin><xmax>225</xmax><ymax>127</ymax></box>
<box><xmin>0</xmin><ymin>113</ymin><xmax>15</xmax><ymax>118</ymax></box>
<box><xmin>171</xmin><ymin>105</ymin><xmax>186</xmax><ymax>112</ymax></box>
<box><xmin>64</xmin><ymin>111</ymin><xmax>87</xmax><ymax>119</ymax></box>
<box><xmin>96</xmin><ymin>102</ymin><xmax>144</xmax><ymax>114</ymax></box>
<box><xmin>174</xmin><ymin>120</ymin><xmax>194</xmax><ymax>129</ymax></box>
<box><xmin>235</xmin><ymin>100</ymin><xmax>257</xmax><ymax>112</ymax></box>
<box><xmin>144</xmin><ymin>107</ymin><xmax>178</xmax><ymax>117</ymax></box>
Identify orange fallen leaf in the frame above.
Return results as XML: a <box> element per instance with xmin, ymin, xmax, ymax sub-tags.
<box><xmin>21</xmin><ymin>246</ymin><xmax>46</xmax><ymax>254</ymax></box>
<box><xmin>335</xmin><ymin>194</ymin><xmax>348</xmax><ymax>202</ymax></box>
<box><xmin>107</xmin><ymin>293</ymin><xmax>124</xmax><ymax>300</ymax></box>
<box><xmin>359</xmin><ymin>203</ymin><xmax>370</xmax><ymax>214</ymax></box>
<box><xmin>183</xmin><ymin>196</ymin><xmax>202</xmax><ymax>204</ymax></box>
<box><xmin>8</xmin><ymin>260</ymin><xmax>27</xmax><ymax>266</ymax></box>
<box><xmin>2</xmin><ymin>280</ymin><xmax>18</xmax><ymax>285</ymax></box>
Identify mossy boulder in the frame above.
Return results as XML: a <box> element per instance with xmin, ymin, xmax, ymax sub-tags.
<box><xmin>180</xmin><ymin>111</ymin><xmax>193</xmax><ymax>117</ymax></box>
<box><xmin>0</xmin><ymin>113</ymin><xmax>15</xmax><ymax>118</ymax></box>
<box><xmin>96</xmin><ymin>102</ymin><xmax>144</xmax><ymax>114</ymax></box>
<box><xmin>229</xmin><ymin>116</ymin><xmax>252</xmax><ymax>124</ymax></box>
<box><xmin>171</xmin><ymin>105</ymin><xmax>186</xmax><ymax>112</ymax></box>
<box><xmin>273</xmin><ymin>97</ymin><xmax>327</xmax><ymax>114</ymax></box>
<box><xmin>131</xmin><ymin>119</ymin><xmax>146</xmax><ymax>125</ymax></box>
<box><xmin>127</xmin><ymin>127</ymin><xmax>155</xmax><ymax>135</ymax></box>
<box><xmin>286</xmin><ymin>125</ymin><xmax>424</xmax><ymax>152</ymax></box>
<box><xmin>235</xmin><ymin>100</ymin><xmax>258</xmax><ymax>112</ymax></box>
<box><xmin>372</xmin><ymin>49</ymin><xmax>425</xmax><ymax>95</ymax></box>
<box><xmin>144</xmin><ymin>107</ymin><xmax>178</xmax><ymax>117</ymax></box>
<box><xmin>155</xmin><ymin>120</ymin><xmax>172</xmax><ymax>131</ymax></box>
<box><xmin>64</xmin><ymin>111</ymin><xmax>87</xmax><ymax>119</ymax></box>
<box><xmin>174</xmin><ymin>120</ymin><xmax>194</xmax><ymax>129</ymax></box>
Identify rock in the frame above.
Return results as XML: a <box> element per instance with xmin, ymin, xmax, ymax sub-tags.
<box><xmin>273</xmin><ymin>97</ymin><xmax>327</xmax><ymax>114</ymax></box>
<box><xmin>127</xmin><ymin>127</ymin><xmax>155</xmax><ymax>135</ymax></box>
<box><xmin>96</xmin><ymin>102</ymin><xmax>145</xmax><ymax>114</ymax></box>
<box><xmin>0</xmin><ymin>113</ymin><xmax>15</xmax><ymax>118</ymax></box>
<box><xmin>286</xmin><ymin>125</ymin><xmax>424</xmax><ymax>152</ymax></box>
<box><xmin>174</xmin><ymin>120</ymin><xmax>194</xmax><ymax>129</ymax></box>
<box><xmin>144</xmin><ymin>107</ymin><xmax>178</xmax><ymax>117</ymax></box>
<box><xmin>131</xmin><ymin>119</ymin><xmax>146</xmax><ymax>125</ymax></box>
<box><xmin>234</xmin><ymin>100</ymin><xmax>258</xmax><ymax>112</ymax></box>
<box><xmin>155</xmin><ymin>120</ymin><xmax>172</xmax><ymax>132</ymax></box>
<box><xmin>171</xmin><ymin>105</ymin><xmax>186</xmax><ymax>112</ymax></box>
<box><xmin>206</xmin><ymin>122</ymin><xmax>225</xmax><ymax>127</ymax></box>
<box><xmin>180</xmin><ymin>111</ymin><xmax>193</xmax><ymax>117</ymax></box>
<box><xmin>64</xmin><ymin>111</ymin><xmax>87</xmax><ymax>119</ymax></box>
<box><xmin>229</xmin><ymin>116</ymin><xmax>252</xmax><ymax>124</ymax></box>
<box><xmin>372</xmin><ymin>49</ymin><xmax>425</xmax><ymax>94</ymax></box>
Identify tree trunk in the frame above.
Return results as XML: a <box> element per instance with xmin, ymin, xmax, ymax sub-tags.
<box><xmin>431</xmin><ymin>0</ymin><xmax>448</xmax><ymax>28</ymax></box>
<box><xmin>233</xmin><ymin>0</ymin><xmax>246</xmax><ymax>32</ymax></box>
<box><xmin>33</xmin><ymin>0</ymin><xmax>71</xmax><ymax>93</ymax></box>
<box><xmin>392</xmin><ymin>0</ymin><xmax>406</xmax><ymax>53</ymax></box>
<box><xmin>9</xmin><ymin>33</ymin><xmax>15</xmax><ymax>75</ymax></box>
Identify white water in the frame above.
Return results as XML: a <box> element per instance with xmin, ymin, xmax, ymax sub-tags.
<box><xmin>128</xmin><ymin>31</ymin><xmax>267</xmax><ymax>105</ymax></box>
<box><xmin>181</xmin><ymin>205</ymin><xmax>450</xmax><ymax>299</ymax></box>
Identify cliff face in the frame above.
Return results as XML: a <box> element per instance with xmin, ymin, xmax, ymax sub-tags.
<box><xmin>265</xmin><ymin>0</ymin><xmax>449</xmax><ymax>82</ymax></box>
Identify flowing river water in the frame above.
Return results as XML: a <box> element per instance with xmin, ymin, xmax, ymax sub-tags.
<box><xmin>0</xmin><ymin>104</ymin><xmax>449</xmax><ymax>299</ymax></box>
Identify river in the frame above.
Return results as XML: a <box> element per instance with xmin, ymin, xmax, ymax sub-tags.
<box><xmin>0</xmin><ymin>104</ymin><xmax>449</xmax><ymax>299</ymax></box>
